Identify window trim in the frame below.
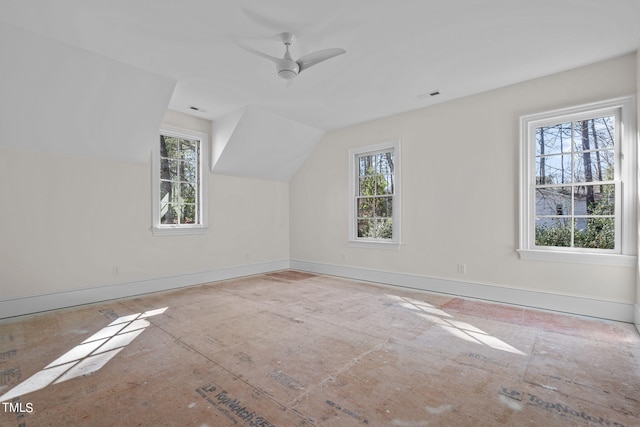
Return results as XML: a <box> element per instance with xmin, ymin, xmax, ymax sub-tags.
<box><xmin>151</xmin><ymin>125</ymin><xmax>209</xmax><ymax>236</ymax></box>
<box><xmin>518</xmin><ymin>96</ymin><xmax>637</xmax><ymax>266</ymax></box>
<box><xmin>348</xmin><ymin>140</ymin><xmax>402</xmax><ymax>249</ymax></box>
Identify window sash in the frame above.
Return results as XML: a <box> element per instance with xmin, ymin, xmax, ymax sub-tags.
<box><xmin>159</xmin><ymin>134</ymin><xmax>201</xmax><ymax>226</ymax></box>
<box><xmin>531</xmin><ymin>181</ymin><xmax>620</xmax><ymax>251</ymax></box>
<box><xmin>152</xmin><ymin>126</ymin><xmax>208</xmax><ymax>235</ymax></box>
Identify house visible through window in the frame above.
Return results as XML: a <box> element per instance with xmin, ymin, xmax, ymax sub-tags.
<box><xmin>519</xmin><ymin>97</ymin><xmax>636</xmax><ymax>265</ymax></box>
<box><xmin>152</xmin><ymin>127</ymin><xmax>208</xmax><ymax>235</ymax></box>
<box><xmin>349</xmin><ymin>140</ymin><xmax>401</xmax><ymax>247</ymax></box>
<box><xmin>534</xmin><ymin>115</ymin><xmax>617</xmax><ymax>249</ymax></box>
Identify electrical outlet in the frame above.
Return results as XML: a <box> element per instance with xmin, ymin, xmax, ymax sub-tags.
<box><xmin>457</xmin><ymin>263</ymin><xmax>466</xmax><ymax>274</ymax></box>
<box><xmin>112</xmin><ymin>265</ymin><xmax>120</xmax><ymax>276</ymax></box>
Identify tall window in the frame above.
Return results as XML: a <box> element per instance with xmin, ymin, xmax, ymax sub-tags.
<box><xmin>152</xmin><ymin>127</ymin><xmax>208</xmax><ymax>235</ymax></box>
<box><xmin>349</xmin><ymin>141</ymin><xmax>401</xmax><ymax>247</ymax></box>
<box><xmin>519</xmin><ymin>97</ymin><xmax>636</xmax><ymax>265</ymax></box>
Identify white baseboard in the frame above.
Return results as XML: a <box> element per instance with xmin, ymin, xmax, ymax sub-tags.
<box><xmin>2</xmin><ymin>259</ymin><xmax>635</xmax><ymax>325</ymax></box>
<box><xmin>0</xmin><ymin>259</ymin><xmax>290</xmax><ymax>320</ymax></box>
<box><xmin>290</xmin><ymin>259</ymin><xmax>635</xmax><ymax>323</ymax></box>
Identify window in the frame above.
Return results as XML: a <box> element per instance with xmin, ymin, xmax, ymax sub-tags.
<box><xmin>349</xmin><ymin>140</ymin><xmax>401</xmax><ymax>248</ymax></box>
<box><xmin>152</xmin><ymin>126</ymin><xmax>208</xmax><ymax>235</ymax></box>
<box><xmin>519</xmin><ymin>97</ymin><xmax>636</xmax><ymax>265</ymax></box>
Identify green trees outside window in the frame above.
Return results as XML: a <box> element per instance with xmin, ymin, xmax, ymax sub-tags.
<box><xmin>534</xmin><ymin>116</ymin><xmax>615</xmax><ymax>249</ymax></box>
<box><xmin>356</xmin><ymin>151</ymin><xmax>394</xmax><ymax>239</ymax></box>
<box><xmin>159</xmin><ymin>134</ymin><xmax>200</xmax><ymax>225</ymax></box>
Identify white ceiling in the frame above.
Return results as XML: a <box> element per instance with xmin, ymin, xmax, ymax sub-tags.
<box><xmin>2</xmin><ymin>0</ymin><xmax>639</xmax><ymax>133</ymax></box>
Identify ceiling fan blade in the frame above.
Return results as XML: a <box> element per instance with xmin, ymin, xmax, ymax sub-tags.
<box><xmin>234</xmin><ymin>39</ymin><xmax>288</xmax><ymax>68</ymax></box>
<box><xmin>297</xmin><ymin>48</ymin><xmax>346</xmax><ymax>73</ymax></box>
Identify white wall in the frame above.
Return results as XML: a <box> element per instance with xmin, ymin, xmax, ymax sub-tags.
<box><xmin>0</xmin><ymin>111</ymin><xmax>289</xmax><ymax>315</ymax></box>
<box><xmin>0</xmin><ymin>22</ymin><xmax>175</xmax><ymax>164</ymax></box>
<box><xmin>291</xmin><ymin>53</ymin><xmax>638</xmax><ymax>320</ymax></box>
<box><xmin>0</xmin><ymin>45</ymin><xmax>636</xmax><ymax>322</ymax></box>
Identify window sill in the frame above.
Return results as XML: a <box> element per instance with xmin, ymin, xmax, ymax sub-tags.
<box><xmin>517</xmin><ymin>249</ymin><xmax>636</xmax><ymax>267</ymax></box>
<box><xmin>349</xmin><ymin>239</ymin><xmax>401</xmax><ymax>250</ymax></box>
<box><xmin>151</xmin><ymin>225</ymin><xmax>208</xmax><ymax>236</ymax></box>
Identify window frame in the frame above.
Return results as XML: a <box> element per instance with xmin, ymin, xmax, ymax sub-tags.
<box><xmin>518</xmin><ymin>96</ymin><xmax>636</xmax><ymax>266</ymax></box>
<box><xmin>151</xmin><ymin>126</ymin><xmax>208</xmax><ymax>236</ymax></box>
<box><xmin>348</xmin><ymin>140</ymin><xmax>402</xmax><ymax>249</ymax></box>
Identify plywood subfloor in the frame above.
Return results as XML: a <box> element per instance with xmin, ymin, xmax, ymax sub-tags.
<box><xmin>1</xmin><ymin>271</ymin><xmax>639</xmax><ymax>426</ymax></box>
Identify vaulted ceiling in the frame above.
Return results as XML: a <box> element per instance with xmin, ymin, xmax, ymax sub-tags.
<box><xmin>1</xmin><ymin>1</ymin><xmax>639</xmax><ymax>177</ymax></box>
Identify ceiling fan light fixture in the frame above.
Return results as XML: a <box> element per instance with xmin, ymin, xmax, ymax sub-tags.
<box><xmin>278</xmin><ymin>69</ymin><xmax>298</xmax><ymax>79</ymax></box>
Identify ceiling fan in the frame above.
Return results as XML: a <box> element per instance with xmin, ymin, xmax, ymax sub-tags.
<box><xmin>236</xmin><ymin>32</ymin><xmax>345</xmax><ymax>80</ymax></box>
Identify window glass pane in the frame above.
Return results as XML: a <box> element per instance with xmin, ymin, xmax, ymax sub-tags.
<box><xmin>535</xmin><ymin>218</ymin><xmax>571</xmax><ymax>247</ymax></box>
<box><xmin>536</xmin><ymin>154</ymin><xmax>571</xmax><ymax>185</ymax></box>
<box><xmin>357</xmin><ymin>198</ymin><xmax>374</xmax><ymax>218</ymax></box>
<box><xmin>387</xmin><ymin>173</ymin><xmax>395</xmax><ymax>194</ymax></box>
<box><xmin>360</xmin><ymin>174</ymin><xmax>390</xmax><ymax>196</ymax></box>
<box><xmin>591</xmin><ymin>116</ymin><xmax>615</xmax><ymax>149</ymax></box>
<box><xmin>168</xmin><ymin>182</ymin><xmax>181</xmax><ymax>203</ymax></box>
<box><xmin>595</xmin><ymin>183</ymin><xmax>615</xmax><ymax>215</ymax></box>
<box><xmin>359</xmin><ymin>154</ymin><xmax>376</xmax><ymax>177</ymax></box>
<box><xmin>573</xmin><ymin>149</ymin><xmax>614</xmax><ymax>183</ymax></box>
<box><xmin>358</xmin><ymin>153</ymin><xmax>394</xmax><ymax>194</ymax></box>
<box><xmin>574</xmin><ymin>217</ymin><xmax>615</xmax><ymax>249</ymax></box>
<box><xmin>370</xmin><ymin>153</ymin><xmax>379</xmax><ymax>173</ymax></box>
<box><xmin>360</xmin><ymin>219</ymin><xmax>392</xmax><ymax>239</ymax></box>
<box><xmin>359</xmin><ymin>176</ymin><xmax>378</xmax><ymax>196</ymax></box>
<box><xmin>373</xmin><ymin>177</ymin><xmax>383</xmax><ymax>196</ymax></box>
<box><xmin>357</xmin><ymin>219</ymin><xmax>373</xmax><ymax>238</ymax></box>
<box><xmin>180</xmin><ymin>139</ymin><xmax>197</xmax><ymax>160</ymax></box>
<box><xmin>375</xmin><ymin>153</ymin><xmax>384</xmax><ymax>174</ymax></box>
<box><xmin>374</xmin><ymin>218</ymin><xmax>393</xmax><ymax>239</ymax></box>
<box><xmin>576</xmin><ymin>184</ymin><xmax>615</xmax><ymax>215</ymax></box>
<box><xmin>169</xmin><ymin>159</ymin><xmax>180</xmax><ymax>180</ymax></box>
<box><xmin>160</xmin><ymin>181</ymin><xmax>172</xmax><ymax>202</ymax></box>
<box><xmin>384</xmin><ymin>177</ymin><xmax>392</xmax><ymax>195</ymax></box>
<box><xmin>181</xmin><ymin>204</ymin><xmax>197</xmax><ymax>224</ymax></box>
<box><xmin>571</xmin><ymin>117</ymin><xmax>615</xmax><ymax>152</ymax></box>
<box><xmin>159</xmin><ymin>158</ymin><xmax>176</xmax><ymax>180</ymax></box>
<box><xmin>182</xmin><ymin>161</ymin><xmax>197</xmax><ymax>182</ymax></box>
<box><xmin>536</xmin><ymin>124</ymin><xmax>572</xmax><ymax>156</ymax></box>
<box><xmin>358</xmin><ymin>156</ymin><xmax>369</xmax><ymax>176</ymax></box>
<box><xmin>180</xmin><ymin>183</ymin><xmax>196</xmax><ymax>202</ymax></box>
<box><xmin>159</xmin><ymin>199</ymin><xmax>169</xmax><ymax>222</ymax></box>
<box><xmin>161</xmin><ymin>204</ymin><xmax>178</xmax><ymax>224</ymax></box>
<box><xmin>375</xmin><ymin>153</ymin><xmax>390</xmax><ymax>174</ymax></box>
<box><xmin>161</xmin><ymin>137</ymin><xmax>179</xmax><ymax>159</ymax></box>
<box><xmin>385</xmin><ymin>152</ymin><xmax>394</xmax><ymax>174</ymax></box>
<box><xmin>535</xmin><ymin>187</ymin><xmax>571</xmax><ymax>216</ymax></box>
<box><xmin>375</xmin><ymin>197</ymin><xmax>392</xmax><ymax>217</ymax></box>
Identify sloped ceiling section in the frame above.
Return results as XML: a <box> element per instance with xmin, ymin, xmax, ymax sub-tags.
<box><xmin>0</xmin><ymin>23</ymin><xmax>176</xmax><ymax>163</ymax></box>
<box><xmin>211</xmin><ymin>105</ymin><xmax>324</xmax><ymax>182</ymax></box>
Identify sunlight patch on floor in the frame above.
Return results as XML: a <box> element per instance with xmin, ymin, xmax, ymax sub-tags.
<box><xmin>0</xmin><ymin>307</ymin><xmax>168</xmax><ymax>402</ymax></box>
<box><xmin>387</xmin><ymin>295</ymin><xmax>526</xmax><ymax>355</ymax></box>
